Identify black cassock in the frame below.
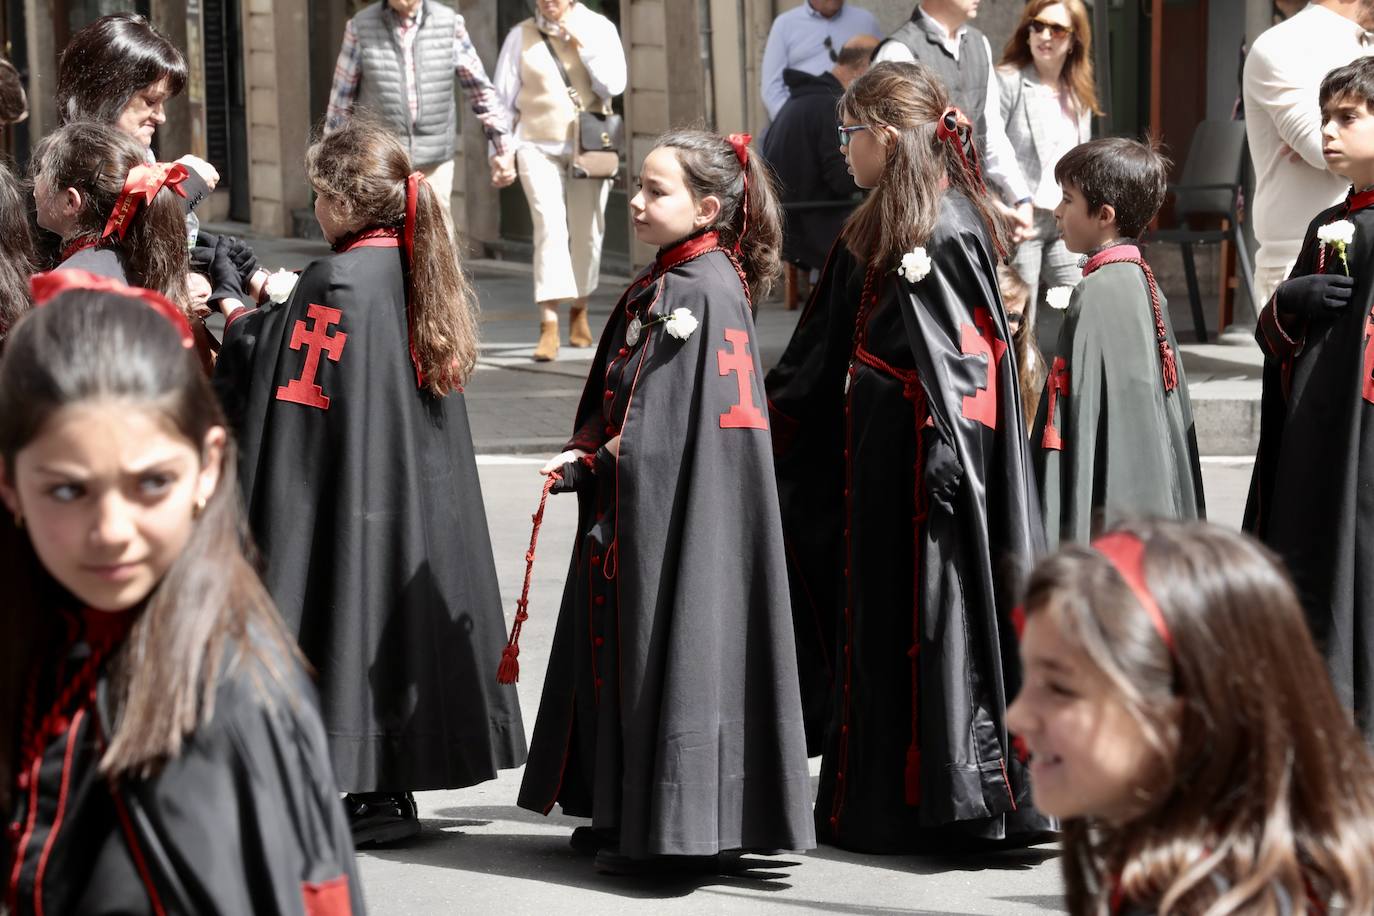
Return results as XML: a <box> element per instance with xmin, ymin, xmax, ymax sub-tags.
<box><xmin>4</xmin><ymin>612</ymin><xmax>363</xmax><ymax>915</ymax></box>
<box><xmin>215</xmin><ymin>228</ymin><xmax>525</xmax><ymax>793</ymax></box>
<box><xmin>767</xmin><ymin>190</ymin><xmax>1047</xmax><ymax>852</ymax></box>
<box><xmin>1246</xmin><ymin>194</ymin><xmax>1374</xmax><ymax>743</ymax></box>
<box><xmin>517</xmin><ymin>232</ymin><xmax>815</xmax><ymax>859</ymax></box>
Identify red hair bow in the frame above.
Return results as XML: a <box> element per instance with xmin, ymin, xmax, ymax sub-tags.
<box><xmin>102</xmin><ymin>161</ymin><xmax>190</xmax><ymax>241</ymax></box>
<box><xmin>726</xmin><ymin>132</ymin><xmax>751</xmax><ymax>167</ymax></box>
<box><xmin>1092</xmin><ymin>531</ymin><xmax>1177</xmax><ymax>660</ymax></box>
<box><xmin>30</xmin><ymin>269</ymin><xmax>195</xmax><ymax>349</ymax></box>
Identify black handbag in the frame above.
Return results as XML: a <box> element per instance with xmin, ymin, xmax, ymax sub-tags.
<box><xmin>540</xmin><ymin>32</ymin><xmax>623</xmax><ymax>179</ymax></box>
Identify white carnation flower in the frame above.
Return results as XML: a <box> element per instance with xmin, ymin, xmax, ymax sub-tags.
<box><xmin>265</xmin><ymin>269</ymin><xmax>299</xmax><ymax>304</ymax></box>
<box><xmin>1045</xmin><ymin>286</ymin><xmax>1074</xmax><ymax>310</ymax></box>
<box><xmin>897</xmin><ymin>247</ymin><xmax>932</xmax><ymax>283</ymax></box>
<box><xmin>663</xmin><ymin>307</ymin><xmax>698</xmax><ymax>340</ymax></box>
<box><xmin>1317</xmin><ymin>219</ymin><xmax>1356</xmax><ymax>247</ymax></box>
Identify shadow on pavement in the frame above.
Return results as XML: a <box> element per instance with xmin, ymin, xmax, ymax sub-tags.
<box><xmin>802</xmin><ymin>842</ymin><xmax>1061</xmax><ymax>877</ymax></box>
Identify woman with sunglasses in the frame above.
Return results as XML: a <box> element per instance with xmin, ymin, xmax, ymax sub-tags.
<box><xmin>995</xmin><ymin>0</ymin><xmax>1101</xmax><ymax>356</ymax></box>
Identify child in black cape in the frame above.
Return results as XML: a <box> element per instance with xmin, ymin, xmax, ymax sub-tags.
<box><xmin>213</xmin><ymin>121</ymin><xmax>525</xmax><ymax>844</ymax></box>
<box><xmin>0</xmin><ymin>273</ymin><xmax>362</xmax><ymax>914</ymax></box>
<box><xmin>516</xmin><ymin>128</ymin><xmax>815</xmax><ymax>872</ymax></box>
<box><xmin>1246</xmin><ymin>57</ymin><xmax>1374</xmax><ymax>744</ymax></box>
<box><xmin>1030</xmin><ymin>138</ymin><xmax>1205</xmax><ymax>549</ymax></box>
<box><xmin>766</xmin><ymin>62</ymin><xmax>1049</xmax><ymax>852</ymax></box>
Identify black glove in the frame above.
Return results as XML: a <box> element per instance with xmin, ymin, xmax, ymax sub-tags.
<box><xmin>1274</xmin><ymin>273</ymin><xmax>1354</xmax><ymax>317</ymax></box>
<box><xmin>204</xmin><ymin>236</ymin><xmax>248</xmax><ymax>305</ymax></box>
<box><xmin>923</xmin><ymin>433</ymin><xmax>963</xmax><ymax>514</ymax></box>
<box><xmin>550</xmin><ymin>446</ymin><xmax>616</xmax><ymax>495</ymax></box>
<box><xmin>225</xmin><ymin>236</ymin><xmax>259</xmax><ymax>284</ymax></box>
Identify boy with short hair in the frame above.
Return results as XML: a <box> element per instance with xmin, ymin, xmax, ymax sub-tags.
<box><xmin>1246</xmin><ymin>56</ymin><xmax>1374</xmax><ymax>744</ymax></box>
<box><xmin>1030</xmin><ymin>137</ymin><xmax>1205</xmax><ymax>548</ymax></box>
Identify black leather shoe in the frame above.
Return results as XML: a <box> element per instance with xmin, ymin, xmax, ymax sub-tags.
<box><xmin>569</xmin><ymin>826</ymin><xmax>616</xmax><ymax>856</ymax></box>
<box><xmin>346</xmin><ymin>792</ymin><xmax>420</xmax><ymax>847</ymax></box>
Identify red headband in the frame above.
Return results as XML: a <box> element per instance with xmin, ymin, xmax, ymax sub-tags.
<box><xmin>726</xmin><ymin>133</ymin><xmax>751</xmax><ymax>254</ymax></box>
<box><xmin>101</xmin><ymin>162</ymin><xmax>190</xmax><ymax>241</ymax></box>
<box><xmin>1092</xmin><ymin>531</ymin><xmax>1177</xmax><ymax>658</ymax></box>
<box><xmin>30</xmin><ymin>269</ymin><xmax>195</xmax><ymax>349</ymax></box>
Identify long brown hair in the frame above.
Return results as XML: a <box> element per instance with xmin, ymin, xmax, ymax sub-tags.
<box><xmin>32</xmin><ymin>120</ymin><xmax>190</xmax><ymax>308</ymax></box>
<box><xmin>307</xmin><ymin>120</ymin><xmax>480</xmax><ymax>395</ymax></box>
<box><xmin>652</xmin><ymin>128</ymin><xmax>783</xmax><ymax>305</ymax></box>
<box><xmin>839</xmin><ymin>62</ymin><xmax>1008</xmax><ymax>274</ymax></box>
<box><xmin>999</xmin><ymin>0</ymin><xmax>1103</xmax><ymax>117</ymax></box>
<box><xmin>997</xmin><ymin>262</ymin><xmax>1046</xmax><ymax>430</ymax></box>
<box><xmin>0</xmin><ymin>160</ymin><xmax>35</xmax><ymax>342</ymax></box>
<box><xmin>1024</xmin><ymin>521</ymin><xmax>1374</xmax><ymax>916</ymax></box>
<box><xmin>56</xmin><ymin>13</ymin><xmax>186</xmax><ymax>127</ymax></box>
<box><xmin>0</xmin><ymin>291</ymin><xmax>300</xmax><ymax>782</ymax></box>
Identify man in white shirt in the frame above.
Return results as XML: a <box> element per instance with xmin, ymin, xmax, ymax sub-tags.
<box><xmin>876</xmin><ymin>0</ymin><xmax>1034</xmax><ymax>237</ymax></box>
<box><xmin>1244</xmin><ymin>0</ymin><xmax>1374</xmax><ymax>306</ymax></box>
<box><xmin>761</xmin><ymin>0</ymin><xmax>883</xmax><ymax>120</ymax></box>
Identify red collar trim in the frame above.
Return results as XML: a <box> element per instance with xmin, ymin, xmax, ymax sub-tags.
<box><xmin>81</xmin><ymin>606</ymin><xmax>137</xmax><ymax>648</ymax></box>
<box><xmin>60</xmin><ymin>237</ymin><xmax>100</xmax><ymax>262</ymax></box>
<box><xmin>653</xmin><ymin>231</ymin><xmax>724</xmax><ymax>278</ymax></box>
<box><xmin>1348</xmin><ymin>187</ymin><xmax>1374</xmax><ymax>215</ymax></box>
<box><xmin>1081</xmin><ymin>243</ymin><xmax>1143</xmax><ymax>277</ymax></box>
<box><xmin>334</xmin><ymin>227</ymin><xmax>400</xmax><ymax>252</ymax></box>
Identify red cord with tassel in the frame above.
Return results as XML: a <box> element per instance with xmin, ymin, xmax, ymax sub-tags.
<box><xmin>497</xmin><ymin>470</ymin><xmax>561</xmax><ymax>685</ymax></box>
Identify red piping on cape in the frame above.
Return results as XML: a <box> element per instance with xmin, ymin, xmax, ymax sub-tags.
<box><xmin>32</xmin><ymin>708</ymin><xmax>85</xmax><ymax>916</ymax></box>
<box><xmin>108</xmin><ymin>785</ymin><xmax>168</xmax><ymax>916</ymax></box>
<box><xmin>1081</xmin><ymin>245</ymin><xmax>1177</xmax><ymax>392</ymax></box>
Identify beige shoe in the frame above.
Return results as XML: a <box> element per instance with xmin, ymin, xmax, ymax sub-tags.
<box><xmin>532</xmin><ymin>320</ymin><xmax>560</xmax><ymax>362</ymax></box>
<box><xmin>568</xmin><ymin>307</ymin><xmax>594</xmax><ymax>348</ymax></box>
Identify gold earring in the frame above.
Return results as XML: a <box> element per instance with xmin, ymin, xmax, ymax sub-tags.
<box><xmin>192</xmin><ymin>496</ymin><xmax>206</xmax><ymax>519</ymax></box>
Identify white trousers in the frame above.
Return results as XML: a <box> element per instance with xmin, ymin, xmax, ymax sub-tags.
<box><xmin>516</xmin><ymin>146</ymin><xmax>609</xmax><ymax>303</ymax></box>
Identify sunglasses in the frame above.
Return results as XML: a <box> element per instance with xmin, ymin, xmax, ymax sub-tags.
<box><xmin>1028</xmin><ymin>19</ymin><xmax>1073</xmax><ymax>39</ymax></box>
<box><xmin>823</xmin><ymin>35</ymin><xmax>838</xmax><ymax>62</ymax></box>
<box><xmin>838</xmin><ymin>124</ymin><xmax>870</xmax><ymax>147</ymax></box>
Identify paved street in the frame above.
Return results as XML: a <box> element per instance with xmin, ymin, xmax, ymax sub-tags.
<box><xmin>217</xmin><ymin>227</ymin><xmax>1259</xmax><ymax>914</ymax></box>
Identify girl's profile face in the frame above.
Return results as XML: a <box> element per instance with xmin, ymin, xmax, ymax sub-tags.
<box><xmin>0</xmin><ymin>401</ymin><xmax>224</xmax><ymax>612</ymax></box>
<box><xmin>1007</xmin><ymin>606</ymin><xmax>1163</xmax><ymax>822</ymax></box>
<box><xmin>33</xmin><ymin>176</ymin><xmax>79</xmax><ymax>238</ymax></box>
<box><xmin>840</xmin><ymin>116</ymin><xmax>887</xmax><ymax>190</ymax></box>
<box><xmin>117</xmin><ymin>77</ymin><xmax>172</xmax><ymax>148</ymax></box>
<box><xmin>629</xmin><ymin>147</ymin><xmax>718</xmax><ymax>249</ymax></box>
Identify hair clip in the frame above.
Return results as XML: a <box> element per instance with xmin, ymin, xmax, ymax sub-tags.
<box><xmin>30</xmin><ymin>269</ymin><xmax>195</xmax><ymax>349</ymax></box>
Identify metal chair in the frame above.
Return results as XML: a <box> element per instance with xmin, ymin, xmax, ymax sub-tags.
<box><xmin>1151</xmin><ymin>119</ymin><xmax>1259</xmax><ymax>342</ymax></box>
<box><xmin>780</xmin><ymin>199</ymin><xmax>856</xmax><ymax>310</ymax></box>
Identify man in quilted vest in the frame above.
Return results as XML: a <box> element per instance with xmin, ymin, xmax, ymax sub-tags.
<box><xmin>326</xmin><ymin>0</ymin><xmax>515</xmax><ymax>236</ymax></box>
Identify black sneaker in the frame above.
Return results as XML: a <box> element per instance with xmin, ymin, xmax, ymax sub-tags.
<box><xmin>346</xmin><ymin>792</ymin><xmax>420</xmax><ymax>847</ymax></box>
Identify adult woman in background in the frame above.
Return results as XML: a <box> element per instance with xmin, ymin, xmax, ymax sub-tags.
<box><xmin>996</xmin><ymin>0</ymin><xmax>1098</xmax><ymax>354</ymax></box>
<box><xmin>492</xmin><ymin>0</ymin><xmax>626</xmax><ymax>362</ymax></box>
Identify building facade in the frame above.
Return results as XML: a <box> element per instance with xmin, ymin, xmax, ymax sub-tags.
<box><xmin>3</xmin><ymin>0</ymin><xmax>1276</xmax><ymax>268</ymax></box>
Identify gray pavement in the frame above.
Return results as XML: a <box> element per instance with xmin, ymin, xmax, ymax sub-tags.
<box><xmin>209</xmin><ymin>225</ymin><xmax>1261</xmax><ymax>913</ymax></box>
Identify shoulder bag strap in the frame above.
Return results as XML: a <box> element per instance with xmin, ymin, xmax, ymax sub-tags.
<box><xmin>539</xmin><ymin>31</ymin><xmax>584</xmax><ymax>113</ymax></box>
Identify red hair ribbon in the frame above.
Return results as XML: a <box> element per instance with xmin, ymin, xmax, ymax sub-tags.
<box><xmin>30</xmin><ymin>269</ymin><xmax>195</xmax><ymax>349</ymax></box>
<box><xmin>726</xmin><ymin>133</ymin><xmax>752</xmax><ymax>254</ymax></box>
<box><xmin>101</xmin><ymin>161</ymin><xmax>190</xmax><ymax>241</ymax></box>
<box><xmin>402</xmin><ymin>170</ymin><xmax>426</xmax><ymax>388</ymax></box>
<box><xmin>1092</xmin><ymin>531</ymin><xmax>1177</xmax><ymax>659</ymax></box>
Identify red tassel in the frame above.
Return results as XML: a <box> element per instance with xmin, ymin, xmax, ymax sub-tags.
<box><xmin>1159</xmin><ymin>341</ymin><xmax>1178</xmax><ymax>392</ymax></box>
<box><xmin>904</xmin><ymin>744</ymin><xmax>922</xmax><ymax>806</ymax></box>
<box><xmin>496</xmin><ymin>472</ymin><xmax>560</xmax><ymax>685</ymax></box>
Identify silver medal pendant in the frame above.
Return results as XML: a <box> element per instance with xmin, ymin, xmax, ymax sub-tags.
<box><xmin>626</xmin><ymin>316</ymin><xmax>643</xmax><ymax>347</ymax></box>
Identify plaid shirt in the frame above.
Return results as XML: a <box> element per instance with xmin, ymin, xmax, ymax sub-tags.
<box><xmin>326</xmin><ymin>5</ymin><xmax>510</xmax><ymax>157</ymax></box>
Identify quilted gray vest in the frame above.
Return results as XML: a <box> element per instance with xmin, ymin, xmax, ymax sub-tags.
<box><xmin>881</xmin><ymin>12</ymin><xmax>991</xmax><ymax>147</ymax></box>
<box><xmin>354</xmin><ymin>0</ymin><xmax>457</xmax><ymax>168</ymax></box>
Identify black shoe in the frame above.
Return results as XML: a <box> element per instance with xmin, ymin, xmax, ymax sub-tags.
<box><xmin>569</xmin><ymin>826</ymin><xmax>616</xmax><ymax>856</ymax></box>
<box><xmin>346</xmin><ymin>792</ymin><xmax>420</xmax><ymax>847</ymax></box>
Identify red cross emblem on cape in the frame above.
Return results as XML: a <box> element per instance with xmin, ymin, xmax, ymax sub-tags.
<box><xmin>276</xmin><ymin>304</ymin><xmax>347</xmax><ymax>410</ymax></box>
<box><xmin>1042</xmin><ymin>357</ymin><xmax>1070</xmax><ymax>450</ymax></box>
<box><xmin>717</xmin><ymin>327</ymin><xmax>768</xmax><ymax>430</ymax></box>
<box><xmin>1364</xmin><ymin>307</ymin><xmax>1374</xmax><ymax>405</ymax></box>
<box><xmin>960</xmin><ymin>306</ymin><xmax>1007</xmax><ymax>430</ymax></box>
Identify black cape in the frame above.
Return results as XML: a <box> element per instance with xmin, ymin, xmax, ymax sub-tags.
<box><xmin>4</xmin><ymin>623</ymin><xmax>363</xmax><ymax>915</ymax></box>
<box><xmin>56</xmin><ymin>244</ymin><xmax>127</xmax><ymax>281</ymax></box>
<box><xmin>1246</xmin><ymin>200</ymin><xmax>1374</xmax><ymax>742</ymax></box>
<box><xmin>767</xmin><ymin>191</ymin><xmax>1047</xmax><ymax>852</ymax></box>
<box><xmin>517</xmin><ymin>236</ymin><xmax>815</xmax><ymax>859</ymax></box>
<box><xmin>760</xmin><ymin>69</ymin><xmax>862</xmax><ymax>270</ymax></box>
<box><xmin>1030</xmin><ymin>253</ymin><xmax>1206</xmax><ymax>548</ymax></box>
<box><xmin>214</xmin><ymin>233</ymin><xmax>525</xmax><ymax>792</ymax></box>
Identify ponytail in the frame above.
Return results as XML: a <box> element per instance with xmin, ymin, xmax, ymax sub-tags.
<box><xmin>121</xmin><ymin>186</ymin><xmax>190</xmax><ymax>307</ymax></box>
<box><xmin>406</xmin><ymin>177</ymin><xmax>480</xmax><ymax>395</ymax></box>
<box><xmin>655</xmin><ymin>128</ymin><xmax>783</xmax><ymax>305</ymax></box>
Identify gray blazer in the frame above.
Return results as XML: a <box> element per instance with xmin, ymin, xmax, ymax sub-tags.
<box><xmin>996</xmin><ymin>64</ymin><xmax>1092</xmax><ymax>206</ymax></box>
